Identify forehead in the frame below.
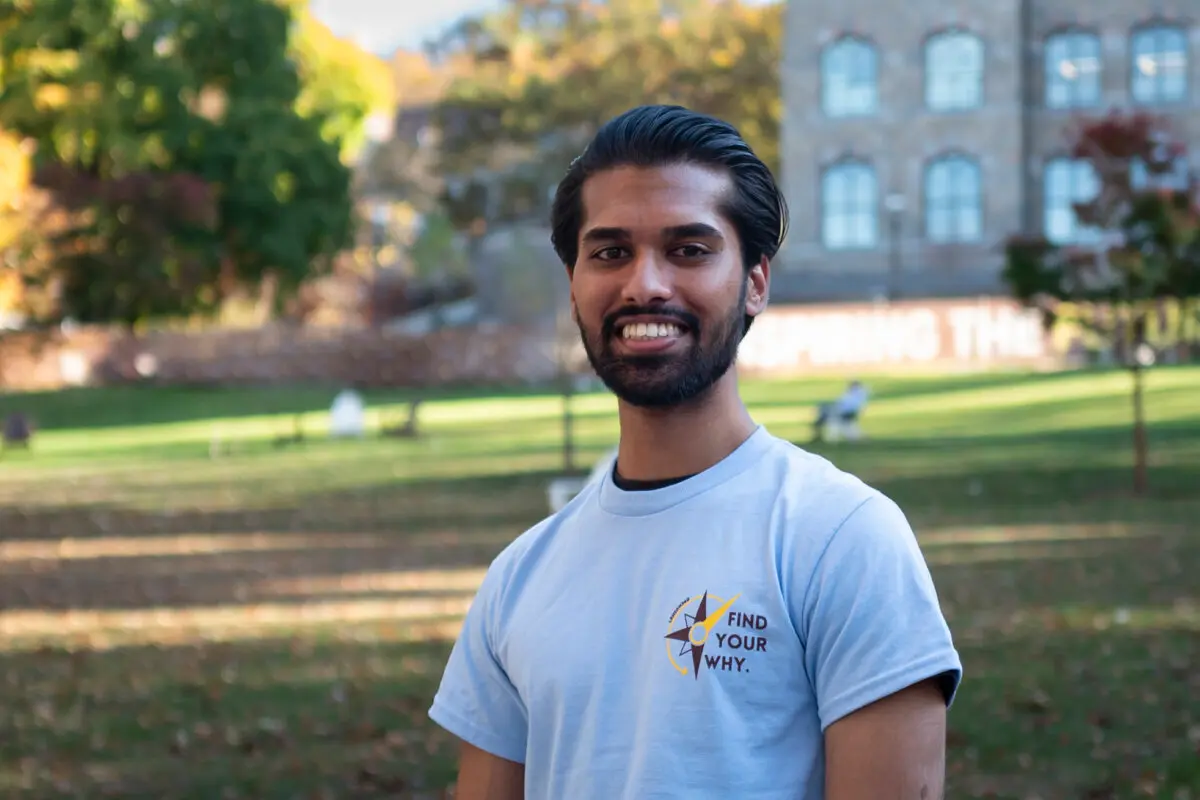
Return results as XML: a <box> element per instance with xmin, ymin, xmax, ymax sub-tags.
<box><xmin>579</xmin><ymin>163</ymin><xmax>734</xmax><ymax>234</ymax></box>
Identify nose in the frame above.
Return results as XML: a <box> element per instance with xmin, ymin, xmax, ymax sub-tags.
<box><xmin>621</xmin><ymin>251</ymin><xmax>673</xmax><ymax>306</ymax></box>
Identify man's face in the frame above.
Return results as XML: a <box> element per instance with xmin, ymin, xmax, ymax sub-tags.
<box><xmin>568</xmin><ymin>164</ymin><xmax>768</xmax><ymax>409</ymax></box>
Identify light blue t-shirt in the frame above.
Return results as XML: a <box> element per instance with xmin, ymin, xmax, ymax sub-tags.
<box><xmin>429</xmin><ymin>426</ymin><xmax>962</xmax><ymax>799</ymax></box>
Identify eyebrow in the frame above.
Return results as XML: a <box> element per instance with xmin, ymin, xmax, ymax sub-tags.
<box><xmin>580</xmin><ymin>223</ymin><xmax>725</xmax><ymax>244</ymax></box>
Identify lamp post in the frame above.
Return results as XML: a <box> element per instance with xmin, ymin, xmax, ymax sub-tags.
<box><xmin>884</xmin><ymin>193</ymin><xmax>906</xmax><ymax>301</ymax></box>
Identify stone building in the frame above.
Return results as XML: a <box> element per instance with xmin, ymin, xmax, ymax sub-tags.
<box><xmin>777</xmin><ymin>1</ymin><xmax>1200</xmax><ymax>302</ymax></box>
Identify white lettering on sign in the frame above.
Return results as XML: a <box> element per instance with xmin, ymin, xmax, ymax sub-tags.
<box><xmin>739</xmin><ymin>301</ymin><xmax>1047</xmax><ymax>370</ymax></box>
<box><xmin>946</xmin><ymin>306</ymin><xmax>1045</xmax><ymax>360</ymax></box>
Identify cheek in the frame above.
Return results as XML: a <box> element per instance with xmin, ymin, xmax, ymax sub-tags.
<box><xmin>687</xmin><ymin>271</ymin><xmax>745</xmax><ymax>317</ymax></box>
<box><xmin>571</xmin><ymin>276</ymin><xmax>612</xmax><ymax>319</ymax></box>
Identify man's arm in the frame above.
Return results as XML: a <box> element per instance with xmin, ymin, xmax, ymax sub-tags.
<box><xmin>824</xmin><ymin>678</ymin><xmax>947</xmax><ymax>800</ymax></box>
<box><xmin>454</xmin><ymin>741</ymin><xmax>525</xmax><ymax>800</ymax></box>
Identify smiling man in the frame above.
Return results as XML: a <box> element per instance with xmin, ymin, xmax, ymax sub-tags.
<box><xmin>429</xmin><ymin>105</ymin><xmax>962</xmax><ymax>799</ymax></box>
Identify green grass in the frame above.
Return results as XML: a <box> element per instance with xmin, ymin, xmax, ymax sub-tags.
<box><xmin>1</xmin><ymin>366</ymin><xmax>1199</xmax><ymax>799</ymax></box>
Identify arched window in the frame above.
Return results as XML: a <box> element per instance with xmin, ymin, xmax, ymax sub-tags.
<box><xmin>822</xmin><ymin>162</ymin><xmax>878</xmax><ymax>250</ymax></box>
<box><xmin>821</xmin><ymin>37</ymin><xmax>878</xmax><ymax>117</ymax></box>
<box><xmin>1044</xmin><ymin>31</ymin><xmax>1101</xmax><ymax>109</ymax></box>
<box><xmin>925</xmin><ymin>31</ymin><xmax>984</xmax><ymax>110</ymax></box>
<box><xmin>924</xmin><ymin>155</ymin><xmax>982</xmax><ymax>243</ymax></box>
<box><xmin>1043</xmin><ymin>158</ymin><xmax>1100</xmax><ymax>244</ymax></box>
<box><xmin>1130</xmin><ymin>25</ymin><xmax>1188</xmax><ymax>104</ymax></box>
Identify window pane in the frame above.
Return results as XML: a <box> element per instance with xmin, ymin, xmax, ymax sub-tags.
<box><xmin>823</xmin><ymin>164</ymin><xmax>878</xmax><ymax>249</ymax></box>
<box><xmin>1044</xmin><ymin>158</ymin><xmax>1101</xmax><ymax>243</ymax></box>
<box><xmin>928</xmin><ymin>210</ymin><xmax>950</xmax><ymax>242</ymax></box>
<box><xmin>924</xmin><ymin>157</ymin><xmax>982</xmax><ymax>242</ymax></box>
<box><xmin>927</xmin><ymin>164</ymin><xmax>948</xmax><ymax>197</ymax></box>
<box><xmin>956</xmin><ymin>208</ymin><xmax>981</xmax><ymax>241</ymax></box>
<box><xmin>927</xmin><ymin>32</ymin><xmax>984</xmax><ymax>110</ymax></box>
<box><xmin>1045</xmin><ymin>209</ymin><xmax>1072</xmax><ymax>243</ymax></box>
<box><xmin>824</xmin><ymin>173</ymin><xmax>847</xmax><ymax>206</ymax></box>
<box><xmin>1045</xmin><ymin>32</ymin><xmax>1101</xmax><ymax>109</ymax></box>
<box><xmin>823</xmin><ymin>39</ymin><xmax>878</xmax><ymax>117</ymax></box>
<box><xmin>853</xmin><ymin>213</ymin><xmax>876</xmax><ymax>247</ymax></box>
<box><xmin>1075</xmin><ymin>162</ymin><xmax>1099</xmax><ymax>201</ymax></box>
<box><xmin>825</xmin><ymin>216</ymin><xmax>848</xmax><ymax>249</ymax></box>
<box><xmin>1131</xmin><ymin>27</ymin><xmax>1188</xmax><ymax>104</ymax></box>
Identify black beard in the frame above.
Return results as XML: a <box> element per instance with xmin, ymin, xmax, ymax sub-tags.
<box><xmin>577</xmin><ymin>285</ymin><xmax>746</xmax><ymax>409</ymax></box>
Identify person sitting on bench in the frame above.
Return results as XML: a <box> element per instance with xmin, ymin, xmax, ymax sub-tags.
<box><xmin>811</xmin><ymin>380</ymin><xmax>869</xmax><ymax>442</ymax></box>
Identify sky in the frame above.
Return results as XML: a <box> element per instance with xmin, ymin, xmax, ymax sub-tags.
<box><xmin>310</xmin><ymin>0</ymin><xmax>779</xmax><ymax>57</ymax></box>
<box><xmin>309</xmin><ymin>0</ymin><xmax>502</xmax><ymax>55</ymax></box>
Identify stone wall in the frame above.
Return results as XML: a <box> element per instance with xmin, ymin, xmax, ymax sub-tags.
<box><xmin>0</xmin><ymin>323</ymin><xmax>568</xmax><ymax>392</ymax></box>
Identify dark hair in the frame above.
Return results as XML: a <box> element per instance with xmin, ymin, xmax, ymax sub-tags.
<box><xmin>550</xmin><ymin>105</ymin><xmax>788</xmax><ymax>335</ymax></box>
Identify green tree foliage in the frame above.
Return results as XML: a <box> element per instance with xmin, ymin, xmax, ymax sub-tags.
<box><xmin>1002</xmin><ymin>111</ymin><xmax>1200</xmax><ymax>495</ymax></box>
<box><xmin>429</xmin><ymin>0</ymin><xmax>782</xmax><ymax>228</ymax></box>
<box><xmin>0</xmin><ymin>0</ymin><xmax>381</xmax><ymax>326</ymax></box>
<box><xmin>291</xmin><ymin>8</ymin><xmax>395</xmax><ymax>160</ymax></box>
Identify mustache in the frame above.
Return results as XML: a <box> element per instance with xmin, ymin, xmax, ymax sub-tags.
<box><xmin>601</xmin><ymin>306</ymin><xmax>700</xmax><ymax>340</ymax></box>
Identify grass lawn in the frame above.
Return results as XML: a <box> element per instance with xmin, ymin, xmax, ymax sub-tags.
<box><xmin>1</xmin><ymin>367</ymin><xmax>1198</xmax><ymax>799</ymax></box>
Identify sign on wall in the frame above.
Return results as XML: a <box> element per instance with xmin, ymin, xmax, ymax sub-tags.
<box><xmin>739</xmin><ymin>298</ymin><xmax>1051</xmax><ymax>372</ymax></box>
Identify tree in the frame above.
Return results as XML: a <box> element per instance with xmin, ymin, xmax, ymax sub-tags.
<box><xmin>0</xmin><ymin>129</ymin><xmax>41</xmax><ymax>319</ymax></box>
<box><xmin>428</xmin><ymin>0</ymin><xmax>782</xmax><ymax>230</ymax></box>
<box><xmin>1002</xmin><ymin>111</ymin><xmax>1200</xmax><ymax>496</ymax></box>
<box><xmin>290</xmin><ymin>8</ymin><xmax>395</xmax><ymax>161</ymax></box>
<box><xmin>0</xmin><ymin>0</ymin><xmax>367</xmax><ymax>326</ymax></box>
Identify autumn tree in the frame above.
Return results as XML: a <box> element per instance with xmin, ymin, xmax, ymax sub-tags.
<box><xmin>0</xmin><ymin>0</ymin><xmax>382</xmax><ymax>326</ymax></box>
<box><xmin>0</xmin><ymin>130</ymin><xmax>42</xmax><ymax>320</ymax></box>
<box><xmin>428</xmin><ymin>0</ymin><xmax>782</xmax><ymax>236</ymax></box>
<box><xmin>1003</xmin><ymin>111</ymin><xmax>1200</xmax><ymax>496</ymax></box>
<box><xmin>290</xmin><ymin>7</ymin><xmax>395</xmax><ymax>161</ymax></box>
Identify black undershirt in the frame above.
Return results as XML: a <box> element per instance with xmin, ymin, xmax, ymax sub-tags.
<box><xmin>611</xmin><ymin>464</ymin><xmax>697</xmax><ymax>492</ymax></box>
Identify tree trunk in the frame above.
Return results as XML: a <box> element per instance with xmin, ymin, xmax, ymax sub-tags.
<box><xmin>1178</xmin><ymin>299</ymin><xmax>1193</xmax><ymax>362</ymax></box>
<box><xmin>561</xmin><ymin>371</ymin><xmax>575</xmax><ymax>473</ymax></box>
<box><xmin>1130</xmin><ymin>361</ymin><xmax>1149</xmax><ymax>496</ymax></box>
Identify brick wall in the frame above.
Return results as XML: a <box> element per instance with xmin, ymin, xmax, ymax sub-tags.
<box><xmin>0</xmin><ymin>323</ymin><xmax>570</xmax><ymax>392</ymax></box>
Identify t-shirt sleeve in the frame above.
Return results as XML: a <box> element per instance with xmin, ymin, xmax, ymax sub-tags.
<box><xmin>797</xmin><ymin>494</ymin><xmax>962</xmax><ymax>732</ymax></box>
<box><xmin>428</xmin><ymin>567</ymin><xmax>528</xmax><ymax>764</ymax></box>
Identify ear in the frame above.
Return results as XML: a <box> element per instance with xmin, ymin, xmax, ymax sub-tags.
<box><xmin>744</xmin><ymin>256</ymin><xmax>770</xmax><ymax>319</ymax></box>
<box><xmin>564</xmin><ymin>263</ymin><xmax>578</xmax><ymax>321</ymax></box>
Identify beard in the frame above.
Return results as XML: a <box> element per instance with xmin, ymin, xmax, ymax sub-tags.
<box><xmin>577</xmin><ymin>284</ymin><xmax>747</xmax><ymax>409</ymax></box>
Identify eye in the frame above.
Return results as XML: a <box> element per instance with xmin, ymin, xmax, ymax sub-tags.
<box><xmin>672</xmin><ymin>244</ymin><xmax>711</xmax><ymax>259</ymax></box>
<box><xmin>591</xmin><ymin>246</ymin><xmax>628</xmax><ymax>261</ymax></box>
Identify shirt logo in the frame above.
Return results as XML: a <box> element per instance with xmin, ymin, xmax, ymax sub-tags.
<box><xmin>664</xmin><ymin>590</ymin><xmax>769</xmax><ymax>679</ymax></box>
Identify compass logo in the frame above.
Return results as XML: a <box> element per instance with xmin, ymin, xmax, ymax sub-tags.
<box><xmin>664</xmin><ymin>590</ymin><xmax>770</xmax><ymax>679</ymax></box>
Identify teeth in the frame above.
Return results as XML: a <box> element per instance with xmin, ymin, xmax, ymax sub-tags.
<box><xmin>621</xmin><ymin>323</ymin><xmax>682</xmax><ymax>340</ymax></box>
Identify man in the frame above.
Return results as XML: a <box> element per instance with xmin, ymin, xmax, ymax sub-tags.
<box><xmin>429</xmin><ymin>105</ymin><xmax>962</xmax><ymax>799</ymax></box>
<box><xmin>811</xmin><ymin>379</ymin><xmax>869</xmax><ymax>442</ymax></box>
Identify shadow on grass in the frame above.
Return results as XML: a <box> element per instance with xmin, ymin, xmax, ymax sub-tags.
<box><xmin>1</xmin><ymin>524</ymin><xmax>1196</xmax><ymax>799</ymax></box>
<box><xmin>0</xmin><ymin>382</ymin><xmax>594</xmax><ymax>434</ymax></box>
<box><xmin>742</xmin><ymin>368</ymin><xmax>1076</xmax><ymax>408</ymax></box>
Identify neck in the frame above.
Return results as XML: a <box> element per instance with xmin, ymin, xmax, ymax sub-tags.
<box><xmin>614</xmin><ymin>370</ymin><xmax>757</xmax><ymax>482</ymax></box>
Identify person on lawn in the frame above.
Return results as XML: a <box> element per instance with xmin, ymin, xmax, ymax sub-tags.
<box><xmin>429</xmin><ymin>105</ymin><xmax>962</xmax><ymax>800</ymax></box>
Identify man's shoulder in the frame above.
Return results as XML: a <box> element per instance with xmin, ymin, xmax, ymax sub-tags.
<box><xmin>759</xmin><ymin>432</ymin><xmax>881</xmax><ymax>504</ymax></box>
<box><xmin>753</xmin><ymin>431</ymin><xmax>908</xmax><ymax>547</ymax></box>
<box><xmin>472</xmin><ymin>484</ymin><xmax>600</xmax><ymax>597</ymax></box>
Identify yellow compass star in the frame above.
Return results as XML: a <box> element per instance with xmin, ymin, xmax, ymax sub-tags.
<box><xmin>664</xmin><ymin>591</ymin><xmax>740</xmax><ymax>679</ymax></box>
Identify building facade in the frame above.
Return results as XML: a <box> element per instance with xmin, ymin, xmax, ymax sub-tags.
<box><xmin>777</xmin><ymin>1</ymin><xmax>1200</xmax><ymax>302</ymax></box>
